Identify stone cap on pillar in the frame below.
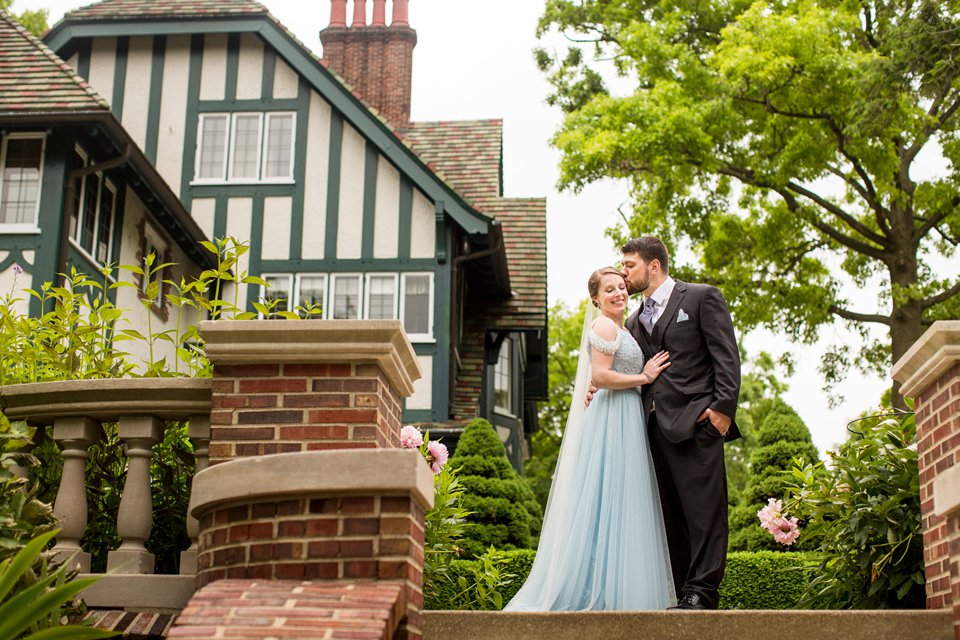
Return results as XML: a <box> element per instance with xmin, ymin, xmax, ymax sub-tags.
<box><xmin>891</xmin><ymin>321</ymin><xmax>960</xmax><ymax>397</ymax></box>
<box><xmin>198</xmin><ymin>319</ymin><xmax>422</xmax><ymax>397</ymax></box>
<box><xmin>188</xmin><ymin>448</ymin><xmax>436</xmax><ymax>517</ymax></box>
<box><xmin>934</xmin><ymin>465</ymin><xmax>960</xmax><ymax>517</ymax></box>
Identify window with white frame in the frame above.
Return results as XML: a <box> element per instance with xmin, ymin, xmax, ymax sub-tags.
<box><xmin>195</xmin><ymin>112</ymin><xmax>295</xmax><ymax>183</ymax></box>
<box><xmin>365</xmin><ymin>273</ymin><xmax>397</xmax><ymax>320</ymax></box>
<box><xmin>0</xmin><ymin>134</ymin><xmax>44</xmax><ymax>228</ymax></box>
<box><xmin>137</xmin><ymin>219</ymin><xmax>171</xmax><ymax>319</ymax></box>
<box><xmin>494</xmin><ymin>338</ymin><xmax>512</xmax><ymax>413</ymax></box>
<box><xmin>401</xmin><ymin>273</ymin><xmax>433</xmax><ymax>340</ymax></box>
<box><xmin>68</xmin><ymin>146</ymin><xmax>118</xmax><ymax>267</ymax></box>
<box><xmin>294</xmin><ymin>274</ymin><xmax>326</xmax><ymax>318</ymax></box>
<box><xmin>331</xmin><ymin>274</ymin><xmax>362</xmax><ymax>319</ymax></box>
<box><xmin>259</xmin><ymin>273</ymin><xmax>293</xmax><ymax>318</ymax></box>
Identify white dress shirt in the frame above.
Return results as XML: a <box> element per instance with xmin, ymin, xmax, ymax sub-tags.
<box><xmin>644</xmin><ymin>276</ymin><xmax>676</xmax><ymax>326</ymax></box>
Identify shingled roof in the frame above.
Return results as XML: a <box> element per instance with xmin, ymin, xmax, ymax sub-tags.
<box><xmin>64</xmin><ymin>0</ymin><xmax>268</xmax><ymax>20</ymax></box>
<box><xmin>0</xmin><ymin>10</ymin><xmax>108</xmax><ymax>113</ymax></box>
<box><xmin>404</xmin><ymin>120</ymin><xmax>503</xmax><ymax>200</ymax></box>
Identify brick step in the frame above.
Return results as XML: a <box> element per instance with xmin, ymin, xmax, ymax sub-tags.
<box><xmin>424</xmin><ymin>609</ymin><xmax>952</xmax><ymax>640</ymax></box>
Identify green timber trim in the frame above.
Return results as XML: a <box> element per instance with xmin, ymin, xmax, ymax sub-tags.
<box><xmin>190</xmin><ymin>184</ymin><xmax>294</xmax><ymax>198</ymax></box>
<box><xmin>434</xmin><ymin>200</ymin><xmax>446</xmax><ymax>263</ymax></box>
<box><xmin>244</xmin><ymin>194</ymin><xmax>265</xmax><ymax>311</ymax></box>
<box><xmin>260</xmin><ymin>45</ymin><xmax>276</xmax><ymax>101</ymax></box>
<box><xmin>225</xmin><ymin>33</ymin><xmax>240</xmax><ymax>102</ymax></box>
<box><xmin>257</xmin><ymin>258</ymin><xmax>439</xmax><ymax>272</ymax></box>
<box><xmin>360</xmin><ymin>140</ymin><xmax>378</xmax><ymax>260</ymax></box>
<box><xmin>397</xmin><ymin>175</ymin><xmax>412</xmax><ymax>259</ymax></box>
<box><xmin>43</xmin><ymin>18</ymin><xmax>493</xmax><ymax>237</ymax></box>
<box><xmin>289</xmin><ymin>77</ymin><xmax>309</xmax><ymax>260</ymax></box>
<box><xmin>324</xmin><ymin>111</ymin><xmax>343</xmax><ymax>260</ymax></box>
<box><xmin>111</xmin><ymin>37</ymin><xmax>129</xmax><ymax>119</ymax></box>
<box><xmin>75</xmin><ymin>39</ymin><xmax>91</xmax><ymax>84</ymax></box>
<box><xmin>431</xmin><ymin>252</ymin><xmax>452</xmax><ymax>420</ymax></box>
<box><xmin>180</xmin><ymin>34</ymin><xmax>204</xmax><ymax>202</ymax></box>
<box><xmin>144</xmin><ymin>35</ymin><xmax>166</xmax><ymax>163</ymax></box>
<box><xmin>29</xmin><ymin>134</ymin><xmax>70</xmax><ymax>316</ymax></box>
<box><xmin>196</xmin><ymin>98</ymin><xmax>300</xmax><ymax>112</ymax></box>
<box><xmin>213</xmin><ymin>197</ymin><xmax>227</xmax><ymax>240</ymax></box>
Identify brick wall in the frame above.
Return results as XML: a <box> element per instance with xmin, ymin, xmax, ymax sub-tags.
<box><xmin>917</xmin><ymin>362</ymin><xmax>960</xmax><ymax>609</ymax></box>
<box><xmin>209</xmin><ymin>363</ymin><xmax>403</xmax><ymax>463</ymax></box>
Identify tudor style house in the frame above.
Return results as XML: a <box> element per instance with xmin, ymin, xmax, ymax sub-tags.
<box><xmin>0</xmin><ymin>10</ymin><xmax>213</xmax><ymax>367</ymax></box>
<box><xmin>38</xmin><ymin>0</ymin><xmax>547</xmax><ymax>467</ymax></box>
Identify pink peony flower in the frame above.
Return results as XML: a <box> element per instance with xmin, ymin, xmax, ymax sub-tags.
<box><xmin>757</xmin><ymin>497</ymin><xmax>783</xmax><ymax>528</ymax></box>
<box><xmin>425</xmin><ymin>440</ymin><xmax>449</xmax><ymax>474</ymax></box>
<box><xmin>758</xmin><ymin>497</ymin><xmax>801</xmax><ymax>546</ymax></box>
<box><xmin>772</xmin><ymin>517</ymin><xmax>801</xmax><ymax>546</ymax></box>
<box><xmin>400</xmin><ymin>425</ymin><xmax>424</xmax><ymax>449</ymax></box>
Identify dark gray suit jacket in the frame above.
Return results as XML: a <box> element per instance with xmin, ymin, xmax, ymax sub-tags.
<box><xmin>625</xmin><ymin>280</ymin><xmax>742</xmax><ymax>443</ymax></box>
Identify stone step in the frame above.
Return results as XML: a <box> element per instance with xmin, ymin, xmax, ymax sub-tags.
<box><xmin>424</xmin><ymin>609</ymin><xmax>952</xmax><ymax>640</ymax></box>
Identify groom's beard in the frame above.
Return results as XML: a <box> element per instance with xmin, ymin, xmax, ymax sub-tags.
<box><xmin>625</xmin><ymin>278</ymin><xmax>647</xmax><ymax>296</ymax></box>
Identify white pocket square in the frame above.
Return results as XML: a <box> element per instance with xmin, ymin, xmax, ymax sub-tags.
<box><xmin>677</xmin><ymin>309</ymin><xmax>689</xmax><ymax>322</ymax></box>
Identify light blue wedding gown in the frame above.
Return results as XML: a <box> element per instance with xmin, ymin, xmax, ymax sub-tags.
<box><xmin>504</xmin><ymin>325</ymin><xmax>675</xmax><ymax>611</ymax></box>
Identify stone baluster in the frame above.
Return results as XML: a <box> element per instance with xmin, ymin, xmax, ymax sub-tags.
<box><xmin>107</xmin><ymin>415</ymin><xmax>162</xmax><ymax>574</ymax></box>
<box><xmin>180</xmin><ymin>415</ymin><xmax>210</xmax><ymax>575</ymax></box>
<box><xmin>52</xmin><ymin>417</ymin><xmax>100</xmax><ymax>572</ymax></box>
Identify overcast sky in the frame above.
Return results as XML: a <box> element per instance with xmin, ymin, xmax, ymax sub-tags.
<box><xmin>24</xmin><ymin>0</ymin><xmax>898</xmax><ymax>453</ymax></box>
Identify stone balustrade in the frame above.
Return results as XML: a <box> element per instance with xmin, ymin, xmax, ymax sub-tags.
<box><xmin>0</xmin><ymin>377</ymin><xmax>212</xmax><ymax>610</ymax></box>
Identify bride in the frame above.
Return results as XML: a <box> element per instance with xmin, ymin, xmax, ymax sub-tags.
<box><xmin>504</xmin><ymin>267</ymin><xmax>675</xmax><ymax>611</ymax></box>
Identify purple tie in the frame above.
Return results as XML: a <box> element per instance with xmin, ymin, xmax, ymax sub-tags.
<box><xmin>640</xmin><ymin>297</ymin><xmax>657</xmax><ymax>334</ymax></box>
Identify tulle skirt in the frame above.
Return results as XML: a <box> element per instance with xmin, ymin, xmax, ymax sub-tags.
<box><xmin>504</xmin><ymin>388</ymin><xmax>675</xmax><ymax>611</ymax></box>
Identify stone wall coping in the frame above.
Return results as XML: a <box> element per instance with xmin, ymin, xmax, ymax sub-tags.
<box><xmin>934</xmin><ymin>464</ymin><xmax>960</xmax><ymax>516</ymax></box>
<box><xmin>189</xmin><ymin>449</ymin><xmax>436</xmax><ymax>517</ymax></box>
<box><xmin>891</xmin><ymin>321</ymin><xmax>960</xmax><ymax>397</ymax></box>
<box><xmin>199</xmin><ymin>319</ymin><xmax>421</xmax><ymax>397</ymax></box>
<box><xmin>0</xmin><ymin>378</ymin><xmax>212</xmax><ymax>424</ymax></box>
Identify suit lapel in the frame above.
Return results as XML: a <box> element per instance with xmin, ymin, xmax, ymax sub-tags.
<box><xmin>652</xmin><ymin>280</ymin><xmax>687</xmax><ymax>345</ymax></box>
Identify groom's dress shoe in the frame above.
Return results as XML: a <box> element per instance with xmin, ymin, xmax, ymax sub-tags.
<box><xmin>667</xmin><ymin>593</ymin><xmax>710</xmax><ymax>610</ymax></box>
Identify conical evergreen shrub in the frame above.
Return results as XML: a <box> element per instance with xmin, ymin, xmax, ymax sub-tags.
<box><xmin>451</xmin><ymin>418</ymin><xmax>542</xmax><ymax>558</ymax></box>
<box><xmin>728</xmin><ymin>400</ymin><xmax>819</xmax><ymax>552</ymax></box>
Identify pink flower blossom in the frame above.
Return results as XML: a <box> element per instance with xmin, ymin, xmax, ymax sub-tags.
<box><xmin>757</xmin><ymin>497</ymin><xmax>783</xmax><ymax>528</ymax></box>
<box><xmin>772</xmin><ymin>517</ymin><xmax>801</xmax><ymax>546</ymax></box>
<box><xmin>425</xmin><ymin>440</ymin><xmax>449</xmax><ymax>474</ymax></box>
<box><xmin>400</xmin><ymin>425</ymin><xmax>423</xmax><ymax>449</ymax></box>
<box><xmin>12</xmin><ymin>264</ymin><xmax>23</xmax><ymax>276</ymax></box>
<box><xmin>758</xmin><ymin>497</ymin><xmax>801</xmax><ymax>546</ymax></box>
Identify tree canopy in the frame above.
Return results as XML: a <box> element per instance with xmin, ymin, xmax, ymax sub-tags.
<box><xmin>537</xmin><ymin>0</ymin><xmax>960</xmax><ymax>407</ymax></box>
<box><xmin>1</xmin><ymin>1</ymin><xmax>48</xmax><ymax>36</ymax></box>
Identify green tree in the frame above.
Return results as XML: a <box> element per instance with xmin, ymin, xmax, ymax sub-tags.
<box><xmin>525</xmin><ymin>299</ymin><xmax>589</xmax><ymax>509</ymax></box>
<box><xmin>1</xmin><ymin>1</ymin><xmax>49</xmax><ymax>37</ymax></box>
<box><xmin>728</xmin><ymin>399</ymin><xmax>819</xmax><ymax>551</ymax></box>
<box><xmin>452</xmin><ymin>419</ymin><xmax>542</xmax><ymax>558</ymax></box>
<box><xmin>537</xmin><ymin>0</ymin><xmax>960</xmax><ymax>409</ymax></box>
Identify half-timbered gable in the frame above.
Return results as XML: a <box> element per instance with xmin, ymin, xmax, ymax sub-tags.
<box><xmin>45</xmin><ymin>0</ymin><xmax>547</xmax><ymax>465</ymax></box>
<box><xmin>0</xmin><ymin>9</ymin><xmax>212</xmax><ymax>368</ymax></box>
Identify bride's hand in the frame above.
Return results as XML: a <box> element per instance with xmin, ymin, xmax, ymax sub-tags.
<box><xmin>642</xmin><ymin>351</ymin><xmax>670</xmax><ymax>384</ymax></box>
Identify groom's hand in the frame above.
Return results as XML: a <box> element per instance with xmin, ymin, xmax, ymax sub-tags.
<box><xmin>584</xmin><ymin>383</ymin><xmax>598</xmax><ymax>408</ymax></box>
<box><xmin>697</xmin><ymin>407</ymin><xmax>732</xmax><ymax>436</ymax></box>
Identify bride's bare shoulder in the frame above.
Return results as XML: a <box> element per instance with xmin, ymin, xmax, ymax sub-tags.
<box><xmin>591</xmin><ymin>316</ymin><xmax>619</xmax><ymax>341</ymax></box>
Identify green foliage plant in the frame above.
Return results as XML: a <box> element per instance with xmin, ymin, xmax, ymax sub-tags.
<box><xmin>426</xmin><ymin>547</ymin><xmax>522</xmax><ymax>611</ymax></box>
<box><xmin>0</xmin><ymin>1</ymin><xmax>48</xmax><ymax>37</ymax></box>
<box><xmin>450</xmin><ymin>419</ymin><xmax>542</xmax><ymax>558</ymax></box>
<box><xmin>718</xmin><ymin>551</ymin><xmax>816</xmax><ymax>610</ymax></box>
<box><xmin>422</xmin><ymin>461</ymin><xmax>471</xmax><ymax>610</ymax></box>
<box><xmin>536</xmin><ymin>0</ymin><xmax>960</xmax><ymax>410</ymax></box>
<box><xmin>785</xmin><ymin>412</ymin><xmax>924</xmax><ymax>608</ymax></box>
<box><xmin>728</xmin><ymin>400</ymin><xmax>819</xmax><ymax>552</ymax></box>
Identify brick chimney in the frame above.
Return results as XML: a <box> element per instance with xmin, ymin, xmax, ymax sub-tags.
<box><xmin>320</xmin><ymin>0</ymin><xmax>417</xmax><ymax>129</ymax></box>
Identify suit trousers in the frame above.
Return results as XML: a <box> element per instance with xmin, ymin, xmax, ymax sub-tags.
<box><xmin>648</xmin><ymin>411</ymin><xmax>728</xmax><ymax>608</ymax></box>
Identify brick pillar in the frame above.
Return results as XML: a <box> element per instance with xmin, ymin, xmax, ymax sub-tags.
<box><xmin>200</xmin><ymin>320</ymin><xmax>418</xmax><ymax>463</ymax></box>
<box><xmin>892</xmin><ymin>320</ymin><xmax>960</xmax><ymax>617</ymax></box>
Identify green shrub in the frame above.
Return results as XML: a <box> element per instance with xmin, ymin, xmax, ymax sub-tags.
<box><xmin>719</xmin><ymin>551</ymin><xmax>816</xmax><ymax>609</ymax></box>
<box><xmin>786</xmin><ymin>413</ymin><xmax>924</xmax><ymax>608</ymax></box>
<box><xmin>729</xmin><ymin>400</ymin><xmax>819</xmax><ymax>552</ymax></box>
<box><xmin>450</xmin><ymin>419</ymin><xmax>541</xmax><ymax>558</ymax></box>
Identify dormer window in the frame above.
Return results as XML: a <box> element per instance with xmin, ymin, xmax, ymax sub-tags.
<box><xmin>194</xmin><ymin>112</ymin><xmax>296</xmax><ymax>184</ymax></box>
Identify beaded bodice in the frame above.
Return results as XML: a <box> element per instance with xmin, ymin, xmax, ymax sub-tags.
<box><xmin>587</xmin><ymin>326</ymin><xmax>645</xmax><ymax>375</ymax></box>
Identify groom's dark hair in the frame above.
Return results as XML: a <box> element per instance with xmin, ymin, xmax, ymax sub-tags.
<box><xmin>621</xmin><ymin>236</ymin><xmax>670</xmax><ymax>273</ymax></box>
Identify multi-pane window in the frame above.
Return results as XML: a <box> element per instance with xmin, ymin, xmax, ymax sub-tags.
<box><xmin>401</xmin><ymin>273</ymin><xmax>433</xmax><ymax>339</ymax></box>
<box><xmin>494</xmin><ymin>338</ymin><xmax>512</xmax><ymax>413</ymax></box>
<box><xmin>195</xmin><ymin>112</ymin><xmax>295</xmax><ymax>183</ymax></box>
<box><xmin>366</xmin><ymin>274</ymin><xmax>397</xmax><ymax>320</ymax></box>
<box><xmin>0</xmin><ymin>135</ymin><xmax>44</xmax><ymax>227</ymax></box>
<box><xmin>331</xmin><ymin>274</ymin><xmax>362</xmax><ymax>319</ymax></box>
<box><xmin>69</xmin><ymin>146</ymin><xmax>117</xmax><ymax>267</ymax></box>
<box><xmin>260</xmin><ymin>274</ymin><xmax>293</xmax><ymax>319</ymax></box>
<box><xmin>295</xmin><ymin>274</ymin><xmax>326</xmax><ymax>317</ymax></box>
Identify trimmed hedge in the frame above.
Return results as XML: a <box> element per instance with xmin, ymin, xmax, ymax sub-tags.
<box><xmin>427</xmin><ymin>549</ymin><xmax>814</xmax><ymax>610</ymax></box>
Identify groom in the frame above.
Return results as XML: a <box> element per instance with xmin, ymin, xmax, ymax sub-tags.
<box><xmin>621</xmin><ymin>236</ymin><xmax>741</xmax><ymax>610</ymax></box>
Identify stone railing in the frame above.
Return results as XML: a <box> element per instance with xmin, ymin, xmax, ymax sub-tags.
<box><xmin>0</xmin><ymin>377</ymin><xmax>212</xmax><ymax>610</ymax></box>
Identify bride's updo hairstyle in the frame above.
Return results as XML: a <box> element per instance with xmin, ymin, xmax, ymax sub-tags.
<box><xmin>587</xmin><ymin>267</ymin><xmax>626</xmax><ymax>308</ymax></box>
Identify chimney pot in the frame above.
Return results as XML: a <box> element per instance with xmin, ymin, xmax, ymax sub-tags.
<box><xmin>330</xmin><ymin>0</ymin><xmax>347</xmax><ymax>27</ymax></box>
<box><xmin>392</xmin><ymin>0</ymin><xmax>409</xmax><ymax>26</ymax></box>
<box><xmin>372</xmin><ymin>0</ymin><xmax>386</xmax><ymax>26</ymax></box>
<box><xmin>352</xmin><ymin>0</ymin><xmax>367</xmax><ymax>27</ymax></box>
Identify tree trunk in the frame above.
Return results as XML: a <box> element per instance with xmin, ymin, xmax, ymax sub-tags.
<box><xmin>888</xmin><ymin>245</ymin><xmax>923</xmax><ymax>413</ymax></box>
